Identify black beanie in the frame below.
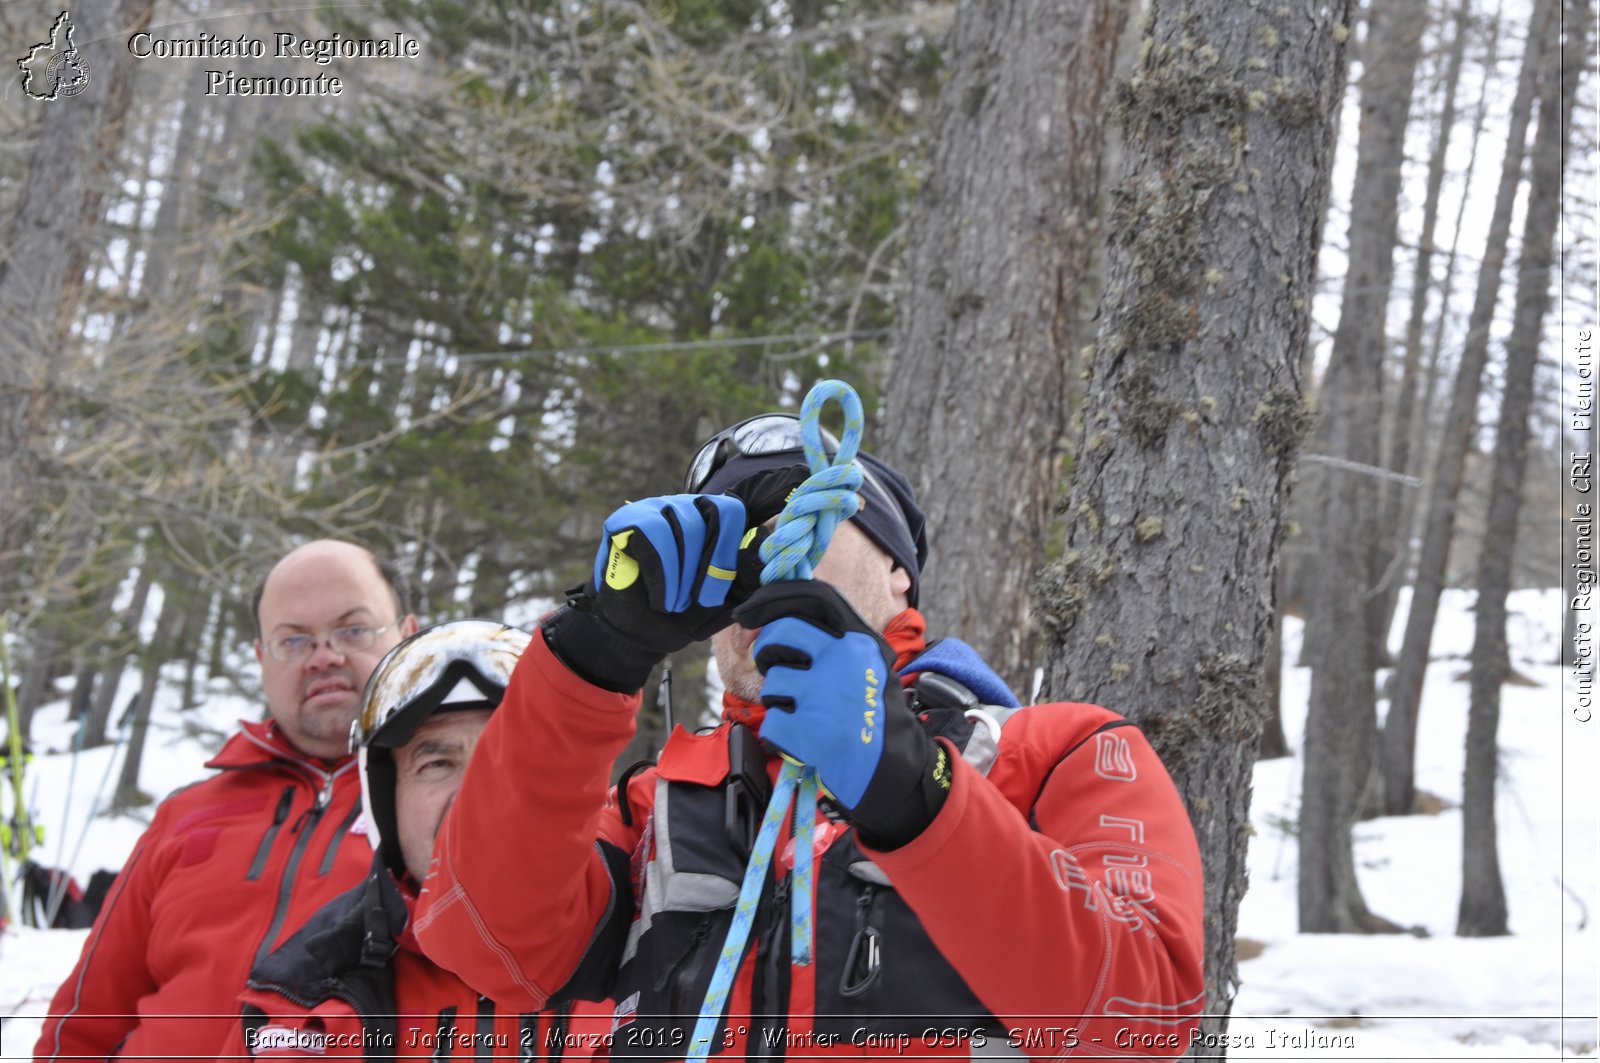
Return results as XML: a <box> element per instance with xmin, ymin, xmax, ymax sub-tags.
<box><xmin>699</xmin><ymin>448</ymin><xmax>929</xmax><ymax>606</ymax></box>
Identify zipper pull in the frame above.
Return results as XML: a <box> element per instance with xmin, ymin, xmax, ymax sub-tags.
<box><xmin>753</xmin><ymin>871</ymin><xmax>792</xmax><ymax>940</ymax></box>
<box><xmin>654</xmin><ymin>914</ymin><xmax>715</xmax><ymax>992</ymax></box>
<box><xmin>292</xmin><ymin>776</ymin><xmax>335</xmax><ymax>833</ymax></box>
<box><xmin>840</xmin><ymin>885</ymin><xmax>881</xmax><ymax>998</ymax></box>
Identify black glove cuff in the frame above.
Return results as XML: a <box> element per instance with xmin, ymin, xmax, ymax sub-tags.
<box><xmin>851</xmin><ymin>737</ymin><xmax>952</xmax><ymax>852</ymax></box>
<box><xmin>542</xmin><ymin>602</ymin><xmax>661</xmax><ymax>694</ymax></box>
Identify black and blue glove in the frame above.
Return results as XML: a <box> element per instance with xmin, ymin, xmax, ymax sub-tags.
<box><xmin>733</xmin><ymin>581</ymin><xmax>951</xmax><ymax>850</ymax></box>
<box><xmin>546</xmin><ymin>466</ymin><xmax>806</xmax><ymax>692</ymax></box>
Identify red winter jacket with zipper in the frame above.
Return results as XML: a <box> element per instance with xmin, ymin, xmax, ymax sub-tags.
<box><xmin>415</xmin><ymin>610</ymin><xmax>1205</xmax><ymax>1061</ymax></box>
<box><xmin>34</xmin><ymin>718</ymin><xmax>371</xmax><ymax>1062</ymax></box>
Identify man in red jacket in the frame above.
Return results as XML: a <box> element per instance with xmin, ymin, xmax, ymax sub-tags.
<box><xmin>227</xmin><ymin>619</ymin><xmax>612</xmax><ymax>1059</ymax></box>
<box><xmin>35</xmin><ymin>539</ymin><xmax>418</xmax><ymax>1061</ymax></box>
<box><xmin>415</xmin><ymin>414</ymin><xmax>1207</xmax><ymax>1061</ymax></box>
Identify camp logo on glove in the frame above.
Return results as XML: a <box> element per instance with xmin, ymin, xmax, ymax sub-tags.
<box><xmin>605</xmin><ymin>531</ymin><xmax>641</xmax><ymax>590</ymax></box>
<box><xmin>932</xmin><ymin>745</ymin><xmax>952</xmax><ymax>791</ymax></box>
<box><xmin>862</xmin><ymin>667</ymin><xmax>879</xmax><ymax>745</ymax></box>
<box><xmin>734</xmin><ymin>580</ymin><xmax>951</xmax><ymax>847</ymax></box>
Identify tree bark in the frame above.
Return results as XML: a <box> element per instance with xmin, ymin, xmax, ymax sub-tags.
<box><xmin>1298</xmin><ymin>0</ymin><xmax>1428</xmax><ymax>922</ymax></box>
<box><xmin>1379</xmin><ymin>0</ymin><xmax>1555</xmax><ymax>816</ymax></box>
<box><xmin>1458</xmin><ymin>0</ymin><xmax>1582</xmax><ymax>938</ymax></box>
<box><xmin>881</xmin><ymin>0</ymin><xmax>1131</xmax><ymax>697</ymax></box>
<box><xmin>1038</xmin><ymin>0</ymin><xmax>1353</xmax><ymax>1041</ymax></box>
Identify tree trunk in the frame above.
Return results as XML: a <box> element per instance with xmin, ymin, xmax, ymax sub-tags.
<box><xmin>181</xmin><ymin>595</ymin><xmax>215</xmax><ymax>710</ymax></box>
<box><xmin>1298</xmin><ymin>0</ymin><xmax>1428</xmax><ymax>913</ymax></box>
<box><xmin>1406</xmin><ymin>4</ymin><xmax>1505</xmax><ymax>506</ymax></box>
<box><xmin>1372</xmin><ymin>0</ymin><xmax>1474</xmax><ymax>653</ymax></box>
<box><xmin>209</xmin><ymin>583</ymin><xmax>242</xmax><ymax>682</ymax></box>
<box><xmin>1259</xmin><ymin>606</ymin><xmax>1290</xmax><ymax>759</ymax></box>
<box><xmin>881</xmin><ymin>0</ymin><xmax>1131</xmax><ymax>697</ymax></box>
<box><xmin>14</xmin><ymin>627</ymin><xmax>63</xmax><ymax>737</ymax></box>
<box><xmin>67</xmin><ymin>657</ymin><xmax>96</xmax><ymax>724</ymax></box>
<box><xmin>85</xmin><ymin>564</ymin><xmax>155</xmax><ymax>748</ymax></box>
<box><xmin>1038</xmin><ymin>0</ymin><xmax>1353</xmax><ymax>1042</ymax></box>
<box><xmin>164</xmin><ymin>599</ymin><xmax>199</xmax><ymax>712</ymax></box>
<box><xmin>131</xmin><ymin>94</ymin><xmax>205</xmax><ymax>308</ymax></box>
<box><xmin>1379</xmin><ymin>0</ymin><xmax>1554</xmax><ymax>816</ymax></box>
<box><xmin>112</xmin><ymin>590</ymin><xmax>173</xmax><ymax>811</ymax></box>
<box><xmin>1459</xmin><ymin>0</ymin><xmax>1581</xmax><ymax>938</ymax></box>
<box><xmin>56</xmin><ymin>541</ymin><xmax>132</xmax><ymax>739</ymax></box>
<box><xmin>0</xmin><ymin>0</ymin><xmax>157</xmax><ymax>610</ymax></box>
<box><xmin>1</xmin><ymin>2</ymin><xmax>109</xmax><ymax>582</ymax></box>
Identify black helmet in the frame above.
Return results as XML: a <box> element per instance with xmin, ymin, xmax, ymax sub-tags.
<box><xmin>351</xmin><ymin>619</ymin><xmax>531</xmax><ymax>877</ymax></box>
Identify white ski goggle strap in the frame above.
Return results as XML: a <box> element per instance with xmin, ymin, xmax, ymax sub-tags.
<box><xmin>351</xmin><ymin>619</ymin><xmax>532</xmax><ymax>753</ymax></box>
<box><xmin>685</xmin><ymin>413</ymin><xmax>842</xmax><ymax>493</ymax></box>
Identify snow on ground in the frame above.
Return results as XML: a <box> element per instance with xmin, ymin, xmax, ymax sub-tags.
<box><xmin>2</xmin><ymin>589</ymin><xmax>1596</xmax><ymax>1060</ymax></box>
<box><xmin>1231</xmin><ymin>588</ymin><xmax>1598</xmax><ymax>1060</ymax></box>
<box><xmin>0</xmin><ymin>669</ymin><xmax>260</xmax><ymax>1056</ymax></box>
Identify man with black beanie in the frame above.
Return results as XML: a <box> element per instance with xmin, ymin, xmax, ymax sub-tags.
<box><xmin>415</xmin><ymin>411</ymin><xmax>1207</xmax><ymax>1060</ymax></box>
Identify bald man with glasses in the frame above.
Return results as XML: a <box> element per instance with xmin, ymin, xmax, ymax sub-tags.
<box><xmin>36</xmin><ymin>540</ymin><xmax>417</xmax><ymax>1062</ymax></box>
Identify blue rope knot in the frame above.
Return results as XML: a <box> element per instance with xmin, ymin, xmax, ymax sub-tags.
<box><xmin>687</xmin><ymin>378</ymin><xmax>865</xmax><ymax>1063</ymax></box>
<box><xmin>759</xmin><ymin>380</ymin><xmax>866</xmax><ymax>583</ymax></box>
<box><xmin>758</xmin><ymin>462</ymin><xmax>862</xmax><ymax>584</ymax></box>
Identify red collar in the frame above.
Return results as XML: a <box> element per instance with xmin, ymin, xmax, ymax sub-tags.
<box><xmin>720</xmin><ymin>607</ymin><xmax>927</xmax><ymax>729</ymax></box>
<box><xmin>205</xmin><ymin>717</ymin><xmax>353</xmax><ymax>774</ymax></box>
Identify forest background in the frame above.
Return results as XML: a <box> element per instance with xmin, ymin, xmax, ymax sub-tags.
<box><xmin>1</xmin><ymin>0</ymin><xmax>1595</xmax><ymax>1054</ymax></box>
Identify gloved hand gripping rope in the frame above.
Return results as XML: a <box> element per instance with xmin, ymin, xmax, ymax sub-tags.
<box><xmin>686</xmin><ymin>379</ymin><xmax>866</xmax><ymax>1062</ymax></box>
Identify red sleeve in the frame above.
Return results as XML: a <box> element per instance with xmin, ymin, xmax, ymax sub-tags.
<box><xmin>866</xmin><ymin>707</ymin><xmax>1205</xmax><ymax>1058</ymax></box>
<box><xmin>229</xmin><ymin>989</ymin><xmax>366</xmax><ymax>1059</ymax></box>
<box><xmin>33</xmin><ymin>803</ymin><xmax>172</xmax><ymax>1061</ymax></box>
<box><xmin>413</xmin><ymin>631</ymin><xmax>643</xmax><ymax>1011</ymax></box>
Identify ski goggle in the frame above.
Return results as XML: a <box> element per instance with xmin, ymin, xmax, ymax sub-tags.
<box><xmin>351</xmin><ymin>619</ymin><xmax>532</xmax><ymax>754</ymax></box>
<box><xmin>684</xmin><ymin>414</ymin><xmax>841</xmax><ymax>493</ymax></box>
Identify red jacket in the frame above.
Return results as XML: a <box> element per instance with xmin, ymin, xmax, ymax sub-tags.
<box><xmin>415</xmin><ymin>611</ymin><xmax>1206</xmax><ymax>1061</ymax></box>
<box><xmin>35</xmin><ymin>719</ymin><xmax>372</xmax><ymax>1061</ymax></box>
<box><xmin>224</xmin><ymin>863</ymin><xmax>615</xmax><ymax>1059</ymax></box>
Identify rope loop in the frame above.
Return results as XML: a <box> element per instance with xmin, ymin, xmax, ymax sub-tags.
<box><xmin>688</xmin><ymin>378</ymin><xmax>864</xmax><ymax>1063</ymax></box>
<box><xmin>759</xmin><ymin>379</ymin><xmax>865</xmax><ymax>585</ymax></box>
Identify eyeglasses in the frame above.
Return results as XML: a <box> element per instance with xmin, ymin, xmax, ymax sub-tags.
<box><xmin>265</xmin><ymin>623</ymin><xmax>396</xmax><ymax>663</ymax></box>
<box><xmin>684</xmin><ymin>414</ymin><xmax>840</xmax><ymax>492</ymax></box>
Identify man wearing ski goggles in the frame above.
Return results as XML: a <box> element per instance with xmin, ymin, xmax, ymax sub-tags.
<box><xmin>417</xmin><ymin>409</ymin><xmax>1205</xmax><ymax>1060</ymax></box>
<box><xmin>230</xmin><ymin>620</ymin><xmax>611</xmax><ymax>1059</ymax></box>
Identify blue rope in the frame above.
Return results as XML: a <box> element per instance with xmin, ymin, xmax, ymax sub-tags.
<box><xmin>687</xmin><ymin>379</ymin><xmax>864</xmax><ymax>1062</ymax></box>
